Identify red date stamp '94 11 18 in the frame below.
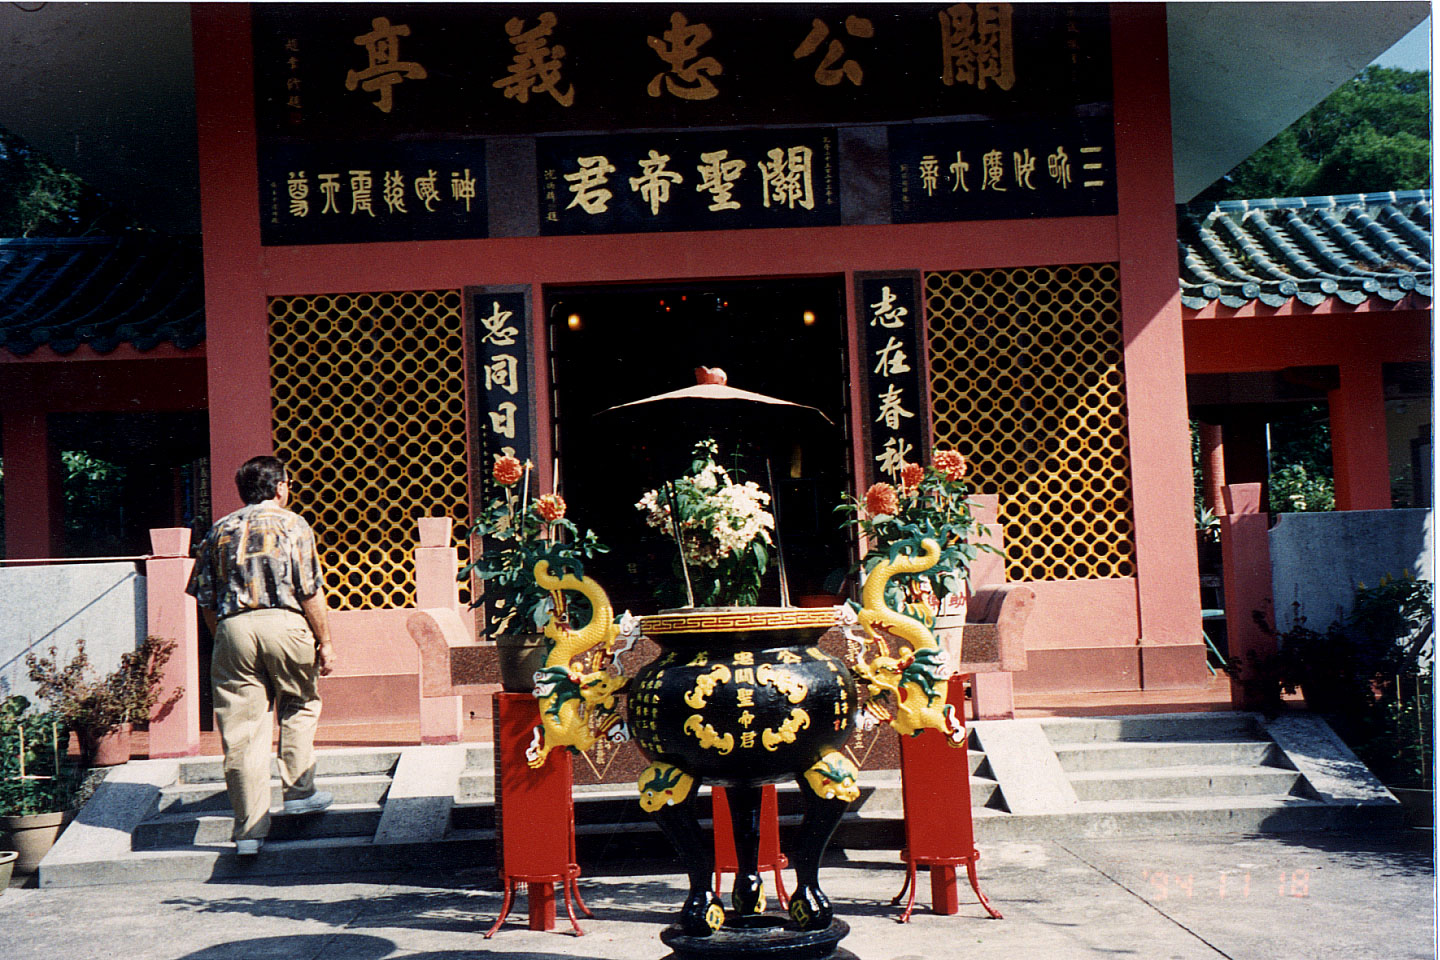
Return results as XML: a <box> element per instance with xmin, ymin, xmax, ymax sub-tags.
<box><xmin>1139</xmin><ymin>868</ymin><xmax>1313</xmax><ymax>900</ymax></box>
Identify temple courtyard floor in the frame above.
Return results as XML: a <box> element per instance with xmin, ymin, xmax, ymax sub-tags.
<box><xmin>2</xmin><ymin>827</ymin><xmax>1433</xmax><ymax>959</ymax></box>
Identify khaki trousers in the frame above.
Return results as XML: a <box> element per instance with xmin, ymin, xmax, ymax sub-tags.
<box><xmin>212</xmin><ymin>608</ymin><xmax>323</xmax><ymax>842</ymax></box>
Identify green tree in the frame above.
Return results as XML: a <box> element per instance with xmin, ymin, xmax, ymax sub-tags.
<box><xmin>1201</xmin><ymin>66</ymin><xmax>1431</xmax><ymax>200</ymax></box>
<box><xmin>0</xmin><ymin>126</ymin><xmax>134</xmax><ymax>237</ymax></box>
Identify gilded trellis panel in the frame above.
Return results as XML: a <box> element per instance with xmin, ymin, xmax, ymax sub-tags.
<box><xmin>925</xmin><ymin>264</ymin><xmax>1135</xmax><ymax>582</ymax></box>
<box><xmin>268</xmin><ymin>290</ymin><xmax>470</xmax><ymax>610</ymax></box>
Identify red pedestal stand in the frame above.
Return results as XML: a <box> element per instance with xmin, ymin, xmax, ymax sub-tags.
<box><xmin>893</xmin><ymin>681</ymin><xmax>1002</xmax><ymax>922</ymax></box>
<box><xmin>487</xmin><ymin>692</ymin><xmax>592</xmax><ymax>937</ymax></box>
<box><xmin>711</xmin><ymin>784</ymin><xmax>791</xmax><ymax>906</ymax></box>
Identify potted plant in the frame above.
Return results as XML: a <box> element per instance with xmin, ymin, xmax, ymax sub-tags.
<box><xmin>25</xmin><ymin>635</ymin><xmax>180</xmax><ymax>767</ymax></box>
<box><xmin>635</xmin><ymin>438</ymin><xmax>777</xmax><ymax>609</ymax></box>
<box><xmin>836</xmin><ymin>450</ymin><xmax>990</xmax><ymax>649</ymax></box>
<box><xmin>461</xmin><ymin>455</ymin><xmax>609</xmax><ymax>691</ymax></box>
<box><xmin>0</xmin><ymin>695</ymin><xmax>86</xmax><ymax>875</ymax></box>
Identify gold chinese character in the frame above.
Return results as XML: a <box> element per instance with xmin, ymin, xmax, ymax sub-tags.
<box><xmin>349</xmin><ymin>170</ymin><xmax>375</xmax><ymax>217</ymax></box>
<box><xmin>981</xmin><ymin>149</ymin><xmax>1006</xmax><ymax>191</ymax></box>
<box><xmin>1048</xmin><ymin>146</ymin><xmax>1072</xmax><ymax>188</ymax></box>
<box><xmin>451</xmin><ymin>169</ymin><xmax>477</xmax><ymax>212</ymax></box>
<box><xmin>738</xmin><ymin>710</ymin><xmax>756</xmax><ymax>728</ymax></box>
<box><xmin>733</xmin><ymin>667</ymin><xmax>756</xmax><ymax>685</ymax></box>
<box><xmin>565</xmin><ymin>156</ymin><xmax>616</xmax><ymax>214</ymax></box>
<box><xmin>875</xmin><ymin>383</ymin><xmax>915</xmax><ymax>431</ymax></box>
<box><xmin>777</xmin><ymin>650</ymin><xmax>803</xmax><ymax>664</ymax></box>
<box><xmin>484</xmin><ymin>354</ymin><xmax>520</xmax><ymax>395</ymax></box>
<box><xmin>493</xmin><ymin>13</ymin><xmax>574</xmax><ymax>107</ymax></box>
<box><xmin>869</xmin><ymin>286</ymin><xmax>908</xmax><ymax>329</ymax></box>
<box><xmin>950</xmin><ymin>151</ymin><xmax>970</xmax><ymax>192</ymax></box>
<box><xmin>759</xmin><ymin>146</ymin><xmax>814</xmax><ymax>211</ymax></box>
<box><xmin>875</xmin><ymin>435</ymin><xmax>914</xmax><ymax>479</ymax></box>
<box><xmin>919</xmin><ymin>155</ymin><xmax>940</xmax><ymax>196</ymax></box>
<box><xmin>382</xmin><ymin>171</ymin><xmax>407</xmax><ymax>214</ymax></box>
<box><xmin>740</xmin><ymin>730</ymin><xmax>757</xmax><ymax>749</ymax></box>
<box><xmin>414</xmin><ymin>170</ymin><xmax>441</xmax><ymax>211</ymax></box>
<box><xmin>794</xmin><ymin>15</ymin><xmax>874</xmax><ymax>86</ymax></box>
<box><xmin>629</xmin><ymin>150</ymin><xmax>684</xmax><ymax>216</ymax></box>
<box><xmin>489</xmin><ymin>402</ymin><xmax>518</xmax><ymax>439</ymax></box>
<box><xmin>345</xmin><ymin>17</ymin><xmax>428</xmax><ymax>114</ymax></box>
<box><xmin>478</xmin><ymin>302</ymin><xmax>519</xmax><ymax>346</ymax></box>
<box><xmin>318</xmin><ymin>173</ymin><xmax>341</xmax><ymax>214</ymax></box>
<box><xmin>696</xmin><ymin>150</ymin><xmax>746</xmax><ymax>212</ymax></box>
<box><xmin>1014</xmin><ymin>149</ymin><xmax>1036</xmax><ymax>190</ymax></box>
<box><xmin>873</xmin><ymin>335</ymin><xmax>911</xmax><ymax>377</ymax></box>
<box><xmin>734</xmin><ymin>653</ymin><xmax>755</xmax><ymax>666</ymax></box>
<box><xmin>736</xmin><ymin>688</ymin><xmax>756</xmax><ymax>708</ymax></box>
<box><xmin>939</xmin><ymin>4</ymin><xmax>1015</xmax><ymax>91</ymax></box>
<box><xmin>647</xmin><ymin>12</ymin><xmax>722</xmax><ymax>100</ymax></box>
<box><xmin>287</xmin><ymin>171</ymin><xmax>309</xmax><ymax>218</ymax></box>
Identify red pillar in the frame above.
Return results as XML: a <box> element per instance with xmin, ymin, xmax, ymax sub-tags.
<box><xmin>2</xmin><ymin>411</ymin><xmax>62</xmax><ymax>558</ymax></box>
<box><xmin>146</xmin><ymin>528</ymin><xmax>201</xmax><ymax>758</ymax></box>
<box><xmin>1199</xmin><ymin>422</ymin><xmax>1225</xmax><ymax>516</ymax></box>
<box><xmin>1328</xmin><ymin>361</ymin><xmax>1391</xmax><ymax>511</ymax></box>
<box><xmin>1220</xmin><ymin>483</ymin><xmax>1274</xmax><ymax>710</ymax></box>
<box><xmin>1110</xmin><ymin>4</ymin><xmax>1205</xmax><ymax>686</ymax></box>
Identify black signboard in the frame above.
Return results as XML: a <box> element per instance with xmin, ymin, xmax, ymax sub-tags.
<box><xmin>857</xmin><ymin>273</ymin><xmax>929</xmax><ymax>486</ymax></box>
<box><xmin>537</xmin><ymin>129</ymin><xmax>839</xmax><ymax>235</ymax></box>
<box><xmin>468</xmin><ymin>287</ymin><xmax>538</xmax><ymax>638</ymax></box>
<box><xmin>253</xmin><ymin>4</ymin><xmax>1113</xmax><ymax>139</ymax></box>
<box><xmin>890</xmin><ymin>115</ymin><xmax>1115</xmax><ymax>223</ymax></box>
<box><xmin>259</xmin><ymin>140</ymin><xmax>487</xmax><ymax>246</ymax></box>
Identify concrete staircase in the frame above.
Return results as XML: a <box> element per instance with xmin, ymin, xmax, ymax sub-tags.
<box><xmin>35</xmin><ymin>712</ymin><xmax>1401</xmax><ymax>887</ymax></box>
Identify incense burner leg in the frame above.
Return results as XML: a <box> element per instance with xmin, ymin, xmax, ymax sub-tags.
<box><xmin>787</xmin><ymin>779</ymin><xmax>850</xmax><ymax>930</ymax></box>
<box><xmin>725</xmin><ymin>783</ymin><xmax>767</xmax><ymax>916</ymax></box>
<box><xmin>650</xmin><ymin>787</ymin><xmax>724</xmax><ymax>935</ymax></box>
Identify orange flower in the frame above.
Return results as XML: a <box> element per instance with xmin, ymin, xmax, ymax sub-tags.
<box><xmin>493</xmin><ymin>455</ymin><xmax>524</xmax><ymax>486</ymax></box>
<box><xmin>864</xmin><ymin>482</ymin><xmax>899</xmax><ymax>517</ymax></box>
<box><xmin>933</xmin><ymin>449</ymin><xmax>966</xmax><ymax>481</ymax></box>
<box><xmin>537</xmin><ymin>493</ymin><xmax>566</xmax><ymax>523</ymax></box>
<box><xmin>899</xmin><ymin>462</ymin><xmax>925</xmax><ymax>490</ymax></box>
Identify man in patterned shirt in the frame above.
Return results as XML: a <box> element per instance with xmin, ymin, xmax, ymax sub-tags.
<box><xmin>187</xmin><ymin>455</ymin><xmax>337</xmax><ymax>856</ymax></box>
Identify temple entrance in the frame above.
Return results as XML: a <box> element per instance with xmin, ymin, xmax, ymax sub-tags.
<box><xmin>548</xmin><ymin>277</ymin><xmax>853</xmax><ymax>614</ymax></box>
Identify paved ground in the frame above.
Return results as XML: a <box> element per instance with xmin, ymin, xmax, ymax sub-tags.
<box><xmin>2</xmin><ymin>829</ymin><xmax>1434</xmax><ymax>959</ymax></box>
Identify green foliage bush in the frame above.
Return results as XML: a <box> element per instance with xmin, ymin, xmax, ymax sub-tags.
<box><xmin>0</xmin><ymin>697</ymin><xmax>84</xmax><ymax>817</ymax></box>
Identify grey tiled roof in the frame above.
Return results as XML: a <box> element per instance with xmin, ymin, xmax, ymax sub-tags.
<box><xmin>0</xmin><ymin>235</ymin><xmax>204</xmax><ymax>356</ymax></box>
<box><xmin>1179</xmin><ymin>190</ymin><xmax>1432</xmax><ymax>310</ymax></box>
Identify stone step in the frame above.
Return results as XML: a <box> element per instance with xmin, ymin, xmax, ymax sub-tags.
<box><xmin>177</xmin><ymin>748</ymin><xmax>403</xmax><ymax>784</ymax></box>
<box><xmin>133</xmin><ymin>803</ymin><xmax>384</xmax><ymax>849</ymax></box>
<box><xmin>1067</xmin><ymin>765</ymin><xmax>1308</xmax><ymax>802</ymax></box>
<box><xmin>1040</xmin><ymin>713</ymin><xmax>1263</xmax><ymax>745</ymax></box>
<box><xmin>156</xmin><ymin>774</ymin><xmax>393</xmax><ymax>814</ymax></box>
<box><xmin>1054</xmin><ymin>740</ymin><xmax>1283</xmax><ymax>772</ymax></box>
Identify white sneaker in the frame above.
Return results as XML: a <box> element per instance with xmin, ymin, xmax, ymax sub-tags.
<box><xmin>281</xmin><ymin>790</ymin><xmax>333</xmax><ymax>815</ymax></box>
<box><xmin>235</xmin><ymin>838</ymin><xmax>263</xmax><ymax>856</ymax></box>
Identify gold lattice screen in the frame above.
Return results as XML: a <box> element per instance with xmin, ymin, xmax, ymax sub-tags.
<box><xmin>926</xmin><ymin>264</ymin><xmax>1135</xmax><ymax>582</ymax></box>
<box><xmin>268</xmin><ymin>290</ymin><xmax>470</xmax><ymax>610</ymax></box>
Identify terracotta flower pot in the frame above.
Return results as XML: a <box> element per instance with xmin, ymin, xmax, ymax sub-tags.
<box><xmin>0</xmin><ymin>850</ymin><xmax>16</xmax><ymax>893</ymax></box>
<box><xmin>0</xmin><ymin>810</ymin><xmax>76</xmax><ymax>874</ymax></box>
<box><xmin>80</xmin><ymin>723</ymin><xmax>133</xmax><ymax>767</ymax></box>
<box><xmin>495</xmin><ymin>633</ymin><xmax>550</xmax><ymax>692</ymax></box>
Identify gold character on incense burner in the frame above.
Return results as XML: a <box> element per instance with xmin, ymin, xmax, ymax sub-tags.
<box><xmin>850</xmin><ymin>538</ymin><xmax>966</xmax><ymax>745</ymax></box>
<box><xmin>525</xmin><ymin>561</ymin><xmax>630</xmax><ymax>769</ymax></box>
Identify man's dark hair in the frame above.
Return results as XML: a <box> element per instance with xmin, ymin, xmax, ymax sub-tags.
<box><xmin>235</xmin><ymin>456</ymin><xmax>287</xmax><ymax>505</ymax></box>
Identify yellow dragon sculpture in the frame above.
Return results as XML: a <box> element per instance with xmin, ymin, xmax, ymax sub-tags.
<box><xmin>851</xmin><ymin>538</ymin><xmax>966</xmax><ymax>745</ymax></box>
<box><xmin>524</xmin><ymin>560</ymin><xmax>630</xmax><ymax>769</ymax></box>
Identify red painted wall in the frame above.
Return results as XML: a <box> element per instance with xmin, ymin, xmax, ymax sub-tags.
<box><xmin>191</xmin><ymin>4</ymin><xmax>1206</xmax><ymax>692</ymax></box>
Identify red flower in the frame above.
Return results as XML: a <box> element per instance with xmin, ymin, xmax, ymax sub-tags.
<box><xmin>899</xmin><ymin>462</ymin><xmax>925</xmax><ymax>490</ymax></box>
<box><xmin>864</xmin><ymin>482</ymin><xmax>899</xmax><ymax>517</ymax></box>
<box><xmin>933</xmin><ymin>449</ymin><xmax>967</xmax><ymax>481</ymax></box>
<box><xmin>493</xmin><ymin>455</ymin><xmax>524</xmax><ymax>486</ymax></box>
<box><xmin>537</xmin><ymin>493</ymin><xmax>567</xmax><ymax>523</ymax></box>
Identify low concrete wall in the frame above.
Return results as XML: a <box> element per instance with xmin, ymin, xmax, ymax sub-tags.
<box><xmin>0</xmin><ymin>561</ymin><xmax>146</xmax><ymax>702</ymax></box>
<box><xmin>1270</xmin><ymin>508</ymin><xmax>1434</xmax><ymax>632</ymax></box>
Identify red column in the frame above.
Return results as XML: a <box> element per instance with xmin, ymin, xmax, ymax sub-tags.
<box><xmin>146</xmin><ymin>528</ymin><xmax>201</xmax><ymax>758</ymax></box>
<box><xmin>1328</xmin><ymin>361</ymin><xmax>1391</xmax><ymax>511</ymax></box>
<box><xmin>2</xmin><ymin>411</ymin><xmax>62</xmax><ymax>558</ymax></box>
<box><xmin>1199</xmin><ymin>423</ymin><xmax>1226</xmax><ymax>516</ymax></box>
<box><xmin>1110</xmin><ymin>5</ymin><xmax>1205</xmax><ymax>685</ymax></box>
<box><xmin>1220</xmin><ymin>483</ymin><xmax>1274</xmax><ymax>710</ymax></box>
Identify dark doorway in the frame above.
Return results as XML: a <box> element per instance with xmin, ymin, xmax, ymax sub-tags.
<box><xmin>549</xmin><ymin>277</ymin><xmax>853</xmax><ymax>614</ymax></box>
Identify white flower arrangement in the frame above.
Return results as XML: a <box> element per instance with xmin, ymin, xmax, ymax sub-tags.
<box><xmin>636</xmin><ymin>438</ymin><xmax>777</xmax><ymax>607</ymax></box>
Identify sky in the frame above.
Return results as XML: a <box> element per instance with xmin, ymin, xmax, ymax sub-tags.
<box><xmin>1370</xmin><ymin>16</ymin><xmax>1431</xmax><ymax>70</ymax></box>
